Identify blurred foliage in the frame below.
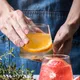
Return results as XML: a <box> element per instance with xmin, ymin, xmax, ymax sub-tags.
<box><xmin>0</xmin><ymin>48</ymin><xmax>35</xmax><ymax>80</ymax></box>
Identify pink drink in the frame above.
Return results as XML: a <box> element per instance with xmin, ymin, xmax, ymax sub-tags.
<box><xmin>39</xmin><ymin>55</ymin><xmax>73</xmax><ymax>80</ymax></box>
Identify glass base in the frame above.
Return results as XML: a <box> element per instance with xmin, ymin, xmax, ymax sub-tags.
<box><xmin>20</xmin><ymin>49</ymin><xmax>53</xmax><ymax>62</ymax></box>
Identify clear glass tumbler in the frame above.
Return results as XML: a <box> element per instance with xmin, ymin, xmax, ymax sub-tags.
<box><xmin>20</xmin><ymin>24</ymin><xmax>53</xmax><ymax>61</ymax></box>
<box><xmin>39</xmin><ymin>54</ymin><xmax>73</xmax><ymax>80</ymax></box>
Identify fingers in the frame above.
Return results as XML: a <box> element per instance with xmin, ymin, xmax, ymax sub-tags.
<box><xmin>53</xmin><ymin>31</ymin><xmax>67</xmax><ymax>53</ymax></box>
<box><xmin>53</xmin><ymin>24</ymin><xmax>71</xmax><ymax>54</ymax></box>
<box><xmin>25</xmin><ymin>16</ymin><xmax>35</xmax><ymax>26</ymax></box>
<box><xmin>14</xmin><ymin>10</ymin><xmax>29</xmax><ymax>34</ymax></box>
<box><xmin>25</xmin><ymin>16</ymin><xmax>43</xmax><ymax>33</ymax></box>
<box><xmin>1</xmin><ymin>23</ymin><xmax>24</xmax><ymax>47</ymax></box>
<box><xmin>10</xmin><ymin>15</ymin><xmax>29</xmax><ymax>44</ymax></box>
<box><xmin>0</xmin><ymin>13</ymin><xmax>29</xmax><ymax>47</ymax></box>
<box><xmin>0</xmin><ymin>9</ymin><xmax>43</xmax><ymax>47</ymax></box>
<box><xmin>12</xmin><ymin>10</ymin><xmax>42</xmax><ymax>39</ymax></box>
<box><xmin>57</xmin><ymin>38</ymin><xmax>72</xmax><ymax>54</ymax></box>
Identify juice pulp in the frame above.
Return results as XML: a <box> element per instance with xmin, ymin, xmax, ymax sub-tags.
<box><xmin>39</xmin><ymin>58</ymin><xmax>73</xmax><ymax>80</ymax></box>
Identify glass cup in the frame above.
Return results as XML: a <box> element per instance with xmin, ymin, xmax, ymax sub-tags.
<box><xmin>39</xmin><ymin>54</ymin><xmax>73</xmax><ymax>80</ymax></box>
<box><xmin>20</xmin><ymin>24</ymin><xmax>53</xmax><ymax>61</ymax></box>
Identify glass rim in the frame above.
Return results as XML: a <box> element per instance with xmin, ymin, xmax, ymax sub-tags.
<box><xmin>43</xmin><ymin>54</ymin><xmax>70</xmax><ymax>60</ymax></box>
<box><xmin>34</xmin><ymin>23</ymin><xmax>49</xmax><ymax>27</ymax></box>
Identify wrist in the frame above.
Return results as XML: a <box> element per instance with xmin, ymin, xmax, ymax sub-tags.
<box><xmin>0</xmin><ymin>0</ymin><xmax>13</xmax><ymax>16</ymax></box>
<box><xmin>65</xmin><ymin>14</ymin><xmax>80</xmax><ymax>36</ymax></box>
<box><xmin>66</xmin><ymin>13</ymin><xmax>80</xmax><ymax>29</ymax></box>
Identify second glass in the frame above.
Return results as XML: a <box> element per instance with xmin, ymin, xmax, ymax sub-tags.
<box><xmin>20</xmin><ymin>24</ymin><xmax>53</xmax><ymax>61</ymax></box>
<box><xmin>39</xmin><ymin>54</ymin><xmax>73</xmax><ymax>80</ymax></box>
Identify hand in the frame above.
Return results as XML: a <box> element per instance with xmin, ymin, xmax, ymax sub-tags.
<box><xmin>0</xmin><ymin>0</ymin><xmax>43</xmax><ymax>47</ymax></box>
<box><xmin>0</xmin><ymin>9</ymin><xmax>33</xmax><ymax>47</ymax></box>
<box><xmin>53</xmin><ymin>23</ymin><xmax>73</xmax><ymax>54</ymax></box>
<box><xmin>0</xmin><ymin>0</ymin><xmax>39</xmax><ymax>47</ymax></box>
<box><xmin>53</xmin><ymin>20</ymin><xmax>80</xmax><ymax>54</ymax></box>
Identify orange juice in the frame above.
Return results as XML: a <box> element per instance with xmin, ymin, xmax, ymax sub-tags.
<box><xmin>20</xmin><ymin>33</ymin><xmax>53</xmax><ymax>61</ymax></box>
<box><xmin>22</xmin><ymin>33</ymin><xmax>52</xmax><ymax>53</ymax></box>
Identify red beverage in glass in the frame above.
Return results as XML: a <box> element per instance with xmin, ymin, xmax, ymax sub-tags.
<box><xmin>39</xmin><ymin>54</ymin><xmax>73</xmax><ymax>80</ymax></box>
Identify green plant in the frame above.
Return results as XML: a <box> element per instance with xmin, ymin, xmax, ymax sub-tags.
<box><xmin>0</xmin><ymin>48</ymin><xmax>35</xmax><ymax>80</ymax></box>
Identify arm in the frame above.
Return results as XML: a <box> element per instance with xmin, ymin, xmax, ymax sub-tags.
<box><xmin>53</xmin><ymin>0</ymin><xmax>80</xmax><ymax>54</ymax></box>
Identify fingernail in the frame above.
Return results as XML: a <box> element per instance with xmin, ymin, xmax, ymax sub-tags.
<box><xmin>15</xmin><ymin>41</ymin><xmax>20</xmax><ymax>47</ymax></box>
<box><xmin>16</xmin><ymin>43</ymin><xmax>20</xmax><ymax>47</ymax></box>
<box><xmin>53</xmin><ymin>48</ymin><xmax>56</xmax><ymax>53</ymax></box>
<box><xmin>24</xmin><ymin>38</ymin><xmax>29</xmax><ymax>44</ymax></box>
<box><xmin>25</xmin><ymin>30</ymin><xmax>29</xmax><ymax>34</ymax></box>
<box><xmin>20</xmin><ymin>41</ymin><xmax>24</xmax><ymax>47</ymax></box>
<box><xmin>53</xmin><ymin>46</ymin><xmax>58</xmax><ymax>53</ymax></box>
